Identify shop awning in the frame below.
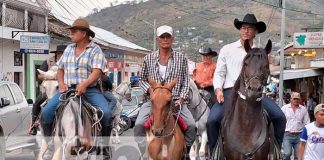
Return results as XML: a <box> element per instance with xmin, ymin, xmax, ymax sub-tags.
<box><xmin>270</xmin><ymin>68</ymin><xmax>324</xmax><ymax>80</ymax></box>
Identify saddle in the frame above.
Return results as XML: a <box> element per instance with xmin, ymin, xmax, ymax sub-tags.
<box><xmin>144</xmin><ymin>114</ymin><xmax>188</xmax><ymax>131</ymax></box>
<box><xmin>54</xmin><ymin>90</ymin><xmax>101</xmax><ymax>137</ymax></box>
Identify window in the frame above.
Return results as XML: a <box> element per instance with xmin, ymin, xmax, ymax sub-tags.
<box><xmin>5</xmin><ymin>5</ymin><xmax>24</xmax><ymax>29</ymax></box>
<box><xmin>0</xmin><ymin>84</ymin><xmax>15</xmax><ymax>106</ymax></box>
<box><xmin>10</xmin><ymin>84</ymin><xmax>24</xmax><ymax>104</ymax></box>
<box><xmin>28</xmin><ymin>12</ymin><xmax>45</xmax><ymax>32</ymax></box>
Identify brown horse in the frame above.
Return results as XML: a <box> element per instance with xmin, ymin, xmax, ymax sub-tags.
<box><xmin>213</xmin><ymin>40</ymin><xmax>281</xmax><ymax>160</ymax></box>
<box><xmin>146</xmin><ymin>79</ymin><xmax>185</xmax><ymax>160</ymax></box>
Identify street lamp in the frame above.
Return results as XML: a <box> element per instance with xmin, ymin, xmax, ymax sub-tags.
<box><xmin>141</xmin><ymin>19</ymin><xmax>156</xmax><ymax>51</ymax></box>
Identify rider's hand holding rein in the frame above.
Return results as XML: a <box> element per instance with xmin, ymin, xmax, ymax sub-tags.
<box><xmin>175</xmin><ymin>98</ymin><xmax>184</xmax><ymax>107</ymax></box>
<box><xmin>215</xmin><ymin>88</ymin><xmax>224</xmax><ymax>104</ymax></box>
<box><xmin>76</xmin><ymin>68</ymin><xmax>102</xmax><ymax>96</ymax></box>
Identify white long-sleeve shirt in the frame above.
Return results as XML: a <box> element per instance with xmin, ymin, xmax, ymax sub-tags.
<box><xmin>213</xmin><ymin>39</ymin><xmax>255</xmax><ymax>90</ymax></box>
<box><xmin>281</xmin><ymin>103</ymin><xmax>310</xmax><ymax>133</ymax></box>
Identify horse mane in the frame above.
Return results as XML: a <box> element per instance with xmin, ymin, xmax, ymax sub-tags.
<box><xmin>222</xmin><ymin>49</ymin><xmax>268</xmax><ymax>126</ymax></box>
<box><xmin>222</xmin><ymin>67</ymin><xmax>242</xmax><ymax>127</ymax></box>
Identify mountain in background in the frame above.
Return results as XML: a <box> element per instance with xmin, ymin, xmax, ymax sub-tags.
<box><xmin>87</xmin><ymin>0</ymin><xmax>324</xmax><ymax>61</ymax></box>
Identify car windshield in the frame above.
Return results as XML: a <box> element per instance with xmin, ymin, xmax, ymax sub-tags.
<box><xmin>122</xmin><ymin>96</ymin><xmax>138</xmax><ymax>106</ymax></box>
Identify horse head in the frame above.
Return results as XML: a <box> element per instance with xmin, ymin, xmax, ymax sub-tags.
<box><xmin>148</xmin><ymin>78</ymin><xmax>177</xmax><ymax>137</ymax></box>
<box><xmin>238</xmin><ymin>39</ymin><xmax>271</xmax><ymax>101</ymax></box>
<box><xmin>37</xmin><ymin>66</ymin><xmax>59</xmax><ymax>99</ymax></box>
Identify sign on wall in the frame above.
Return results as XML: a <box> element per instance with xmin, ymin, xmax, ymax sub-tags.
<box><xmin>294</xmin><ymin>32</ymin><xmax>324</xmax><ymax>48</ymax></box>
<box><xmin>20</xmin><ymin>35</ymin><xmax>50</xmax><ymax>54</ymax></box>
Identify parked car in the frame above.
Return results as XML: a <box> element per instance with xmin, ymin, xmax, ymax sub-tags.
<box><xmin>0</xmin><ymin>81</ymin><xmax>36</xmax><ymax>159</ymax></box>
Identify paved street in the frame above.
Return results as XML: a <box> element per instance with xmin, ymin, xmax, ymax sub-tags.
<box><xmin>6</xmin><ymin>129</ymin><xmax>141</xmax><ymax>160</ymax></box>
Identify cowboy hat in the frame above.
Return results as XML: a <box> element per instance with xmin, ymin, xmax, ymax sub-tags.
<box><xmin>67</xmin><ymin>18</ymin><xmax>95</xmax><ymax>38</ymax></box>
<box><xmin>50</xmin><ymin>45</ymin><xmax>67</xmax><ymax>54</ymax></box>
<box><xmin>234</xmin><ymin>14</ymin><xmax>266</xmax><ymax>33</ymax></box>
<box><xmin>198</xmin><ymin>47</ymin><xmax>218</xmax><ymax>57</ymax></box>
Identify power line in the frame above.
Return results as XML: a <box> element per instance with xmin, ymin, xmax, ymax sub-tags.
<box><xmin>251</xmin><ymin>0</ymin><xmax>324</xmax><ymax>16</ymax></box>
<box><xmin>54</xmin><ymin>0</ymin><xmax>77</xmax><ymax>19</ymax></box>
<box><xmin>71</xmin><ymin>0</ymin><xmax>92</xmax><ymax>12</ymax></box>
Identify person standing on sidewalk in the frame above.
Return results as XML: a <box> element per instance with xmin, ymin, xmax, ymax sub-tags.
<box><xmin>281</xmin><ymin>92</ymin><xmax>310</xmax><ymax>160</ymax></box>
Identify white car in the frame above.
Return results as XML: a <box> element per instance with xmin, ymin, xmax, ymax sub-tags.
<box><xmin>0</xmin><ymin>81</ymin><xmax>37</xmax><ymax>159</ymax></box>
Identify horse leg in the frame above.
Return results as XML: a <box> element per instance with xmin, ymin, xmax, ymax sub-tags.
<box><xmin>199</xmin><ymin>130</ymin><xmax>208</xmax><ymax>157</ymax></box>
<box><xmin>115</xmin><ymin>127</ymin><xmax>120</xmax><ymax>144</ymax></box>
<box><xmin>37</xmin><ymin>139</ymin><xmax>47</xmax><ymax>160</ymax></box>
<box><xmin>51</xmin><ymin>147</ymin><xmax>62</xmax><ymax>160</ymax></box>
<box><xmin>189</xmin><ymin>138</ymin><xmax>197</xmax><ymax>159</ymax></box>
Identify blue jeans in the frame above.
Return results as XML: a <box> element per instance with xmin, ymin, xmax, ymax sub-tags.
<box><xmin>40</xmin><ymin>88</ymin><xmax>113</xmax><ymax>127</ymax></box>
<box><xmin>103</xmin><ymin>91</ymin><xmax>117</xmax><ymax>111</ymax></box>
<box><xmin>206</xmin><ymin>89</ymin><xmax>287</xmax><ymax>152</ymax></box>
<box><xmin>283</xmin><ymin>133</ymin><xmax>300</xmax><ymax>160</ymax></box>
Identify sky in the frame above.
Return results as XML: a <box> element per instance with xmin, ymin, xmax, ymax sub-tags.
<box><xmin>46</xmin><ymin>0</ymin><xmax>144</xmax><ymax>21</ymax></box>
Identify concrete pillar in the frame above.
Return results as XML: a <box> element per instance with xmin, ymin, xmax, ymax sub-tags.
<box><xmin>24</xmin><ymin>10</ymin><xmax>28</xmax><ymax>31</ymax></box>
<box><xmin>2</xmin><ymin>3</ymin><xmax>6</xmax><ymax>27</ymax></box>
<box><xmin>45</xmin><ymin>15</ymin><xmax>48</xmax><ymax>33</ymax></box>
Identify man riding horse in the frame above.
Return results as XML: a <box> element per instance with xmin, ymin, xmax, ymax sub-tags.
<box><xmin>193</xmin><ymin>47</ymin><xmax>217</xmax><ymax>107</ymax></box>
<box><xmin>207</xmin><ymin>13</ymin><xmax>287</xmax><ymax>154</ymax></box>
<box><xmin>40</xmin><ymin>18</ymin><xmax>113</xmax><ymax>158</ymax></box>
<box><xmin>134</xmin><ymin>25</ymin><xmax>196</xmax><ymax>159</ymax></box>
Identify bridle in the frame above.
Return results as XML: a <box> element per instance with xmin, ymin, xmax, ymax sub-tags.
<box><xmin>238</xmin><ymin>54</ymin><xmax>269</xmax><ymax>102</ymax></box>
<box><xmin>150</xmin><ymin>86</ymin><xmax>182</xmax><ymax>138</ymax></box>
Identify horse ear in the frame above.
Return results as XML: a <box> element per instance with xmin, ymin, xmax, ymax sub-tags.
<box><xmin>148</xmin><ymin>77</ymin><xmax>157</xmax><ymax>89</ymax></box>
<box><xmin>166</xmin><ymin>79</ymin><xmax>177</xmax><ymax>90</ymax></box>
<box><xmin>244</xmin><ymin>39</ymin><xmax>251</xmax><ymax>53</ymax></box>
<box><xmin>265</xmin><ymin>40</ymin><xmax>272</xmax><ymax>54</ymax></box>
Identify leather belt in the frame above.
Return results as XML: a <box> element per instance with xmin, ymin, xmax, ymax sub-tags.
<box><xmin>223</xmin><ymin>87</ymin><xmax>233</xmax><ymax>92</ymax></box>
<box><xmin>285</xmin><ymin>131</ymin><xmax>301</xmax><ymax>136</ymax></box>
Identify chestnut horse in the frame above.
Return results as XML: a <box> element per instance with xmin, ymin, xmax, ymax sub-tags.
<box><xmin>146</xmin><ymin>79</ymin><xmax>185</xmax><ymax>160</ymax></box>
<box><xmin>213</xmin><ymin>40</ymin><xmax>281</xmax><ymax>160</ymax></box>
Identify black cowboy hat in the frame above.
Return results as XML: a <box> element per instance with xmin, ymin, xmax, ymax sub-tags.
<box><xmin>198</xmin><ymin>47</ymin><xmax>218</xmax><ymax>57</ymax></box>
<box><xmin>234</xmin><ymin>14</ymin><xmax>266</xmax><ymax>33</ymax></box>
<box><xmin>67</xmin><ymin>18</ymin><xmax>95</xmax><ymax>38</ymax></box>
<box><xmin>50</xmin><ymin>45</ymin><xmax>67</xmax><ymax>53</ymax></box>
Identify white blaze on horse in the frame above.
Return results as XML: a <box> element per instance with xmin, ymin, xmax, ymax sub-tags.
<box><xmin>188</xmin><ymin>79</ymin><xmax>210</xmax><ymax>159</ymax></box>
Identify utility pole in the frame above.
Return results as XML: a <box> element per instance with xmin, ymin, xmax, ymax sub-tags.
<box><xmin>153</xmin><ymin>19</ymin><xmax>156</xmax><ymax>51</ymax></box>
<box><xmin>279</xmin><ymin>0</ymin><xmax>286</xmax><ymax>107</ymax></box>
<box><xmin>141</xmin><ymin>19</ymin><xmax>156</xmax><ymax>51</ymax></box>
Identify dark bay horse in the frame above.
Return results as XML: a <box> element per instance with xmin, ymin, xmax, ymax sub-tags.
<box><xmin>146</xmin><ymin>79</ymin><xmax>185</xmax><ymax>160</ymax></box>
<box><xmin>213</xmin><ymin>40</ymin><xmax>281</xmax><ymax>160</ymax></box>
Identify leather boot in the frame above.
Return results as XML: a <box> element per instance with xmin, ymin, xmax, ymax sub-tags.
<box><xmin>29</xmin><ymin>116</ymin><xmax>38</xmax><ymax>135</ymax></box>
